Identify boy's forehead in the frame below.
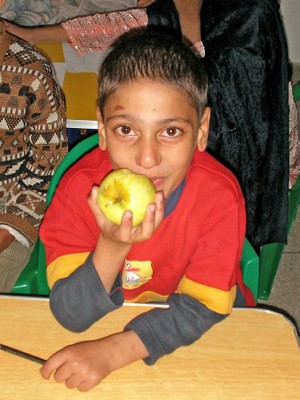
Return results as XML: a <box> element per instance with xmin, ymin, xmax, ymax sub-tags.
<box><xmin>101</xmin><ymin>80</ymin><xmax>200</xmax><ymax>128</ymax></box>
<box><xmin>104</xmin><ymin>81</ymin><xmax>191</xmax><ymax>109</ymax></box>
<box><xmin>109</xmin><ymin>78</ymin><xmax>189</xmax><ymax>100</ymax></box>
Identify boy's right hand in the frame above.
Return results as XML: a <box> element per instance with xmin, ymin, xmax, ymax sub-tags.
<box><xmin>87</xmin><ymin>185</ymin><xmax>165</xmax><ymax>245</ymax></box>
<box><xmin>88</xmin><ymin>186</ymin><xmax>164</xmax><ymax>293</ymax></box>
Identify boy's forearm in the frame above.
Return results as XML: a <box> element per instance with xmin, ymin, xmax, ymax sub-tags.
<box><xmin>105</xmin><ymin>330</ymin><xmax>149</xmax><ymax>372</ymax></box>
<box><xmin>92</xmin><ymin>233</ymin><xmax>131</xmax><ymax>294</ymax></box>
<box><xmin>125</xmin><ymin>293</ymin><xmax>227</xmax><ymax>365</ymax></box>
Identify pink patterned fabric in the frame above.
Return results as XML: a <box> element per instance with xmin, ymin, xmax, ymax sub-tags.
<box><xmin>62</xmin><ymin>9</ymin><xmax>148</xmax><ymax>55</ymax></box>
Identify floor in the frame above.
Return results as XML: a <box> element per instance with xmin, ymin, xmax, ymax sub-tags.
<box><xmin>258</xmin><ymin>65</ymin><xmax>300</xmax><ymax>334</ymax></box>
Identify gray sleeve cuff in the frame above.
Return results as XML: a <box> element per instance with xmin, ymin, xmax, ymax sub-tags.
<box><xmin>125</xmin><ymin>293</ymin><xmax>227</xmax><ymax>365</ymax></box>
<box><xmin>50</xmin><ymin>252</ymin><xmax>124</xmax><ymax>332</ymax></box>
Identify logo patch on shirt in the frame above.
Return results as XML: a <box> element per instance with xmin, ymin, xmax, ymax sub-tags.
<box><xmin>122</xmin><ymin>260</ymin><xmax>153</xmax><ymax>290</ymax></box>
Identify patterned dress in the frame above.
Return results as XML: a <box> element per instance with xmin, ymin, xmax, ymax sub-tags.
<box><xmin>0</xmin><ymin>21</ymin><xmax>67</xmax><ymax>246</ymax></box>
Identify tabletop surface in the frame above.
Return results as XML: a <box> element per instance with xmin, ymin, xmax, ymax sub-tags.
<box><xmin>0</xmin><ymin>296</ymin><xmax>299</xmax><ymax>400</ymax></box>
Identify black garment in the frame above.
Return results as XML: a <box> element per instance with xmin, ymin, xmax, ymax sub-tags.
<box><xmin>147</xmin><ymin>0</ymin><xmax>290</xmax><ymax>250</ymax></box>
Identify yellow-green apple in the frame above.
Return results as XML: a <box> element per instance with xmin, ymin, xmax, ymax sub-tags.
<box><xmin>97</xmin><ymin>169</ymin><xmax>156</xmax><ymax>227</ymax></box>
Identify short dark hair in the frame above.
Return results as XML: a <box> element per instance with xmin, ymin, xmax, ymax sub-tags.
<box><xmin>98</xmin><ymin>29</ymin><xmax>208</xmax><ymax>116</ymax></box>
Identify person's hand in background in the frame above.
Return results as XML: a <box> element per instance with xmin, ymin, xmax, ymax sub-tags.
<box><xmin>173</xmin><ymin>0</ymin><xmax>203</xmax><ymax>44</ymax></box>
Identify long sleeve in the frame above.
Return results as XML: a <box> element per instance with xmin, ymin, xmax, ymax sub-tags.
<box><xmin>0</xmin><ymin>25</ymin><xmax>68</xmax><ymax>244</ymax></box>
<box><xmin>125</xmin><ymin>293</ymin><xmax>228</xmax><ymax>365</ymax></box>
<box><xmin>49</xmin><ymin>253</ymin><xmax>124</xmax><ymax>332</ymax></box>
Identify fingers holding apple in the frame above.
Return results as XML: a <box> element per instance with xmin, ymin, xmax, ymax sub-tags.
<box><xmin>97</xmin><ymin>169</ymin><xmax>157</xmax><ymax>227</ymax></box>
<box><xmin>88</xmin><ymin>169</ymin><xmax>165</xmax><ymax>243</ymax></box>
<box><xmin>88</xmin><ymin>185</ymin><xmax>107</xmax><ymax>227</ymax></box>
<box><xmin>138</xmin><ymin>190</ymin><xmax>165</xmax><ymax>240</ymax></box>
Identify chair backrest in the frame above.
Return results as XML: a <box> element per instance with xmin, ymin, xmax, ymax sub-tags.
<box><xmin>37</xmin><ymin>134</ymin><xmax>99</xmax><ymax>295</ymax></box>
<box><xmin>46</xmin><ymin>134</ymin><xmax>99</xmax><ymax>206</ymax></box>
<box><xmin>241</xmin><ymin>239</ymin><xmax>259</xmax><ymax>301</ymax></box>
<box><xmin>293</xmin><ymin>82</ymin><xmax>300</xmax><ymax>102</ymax></box>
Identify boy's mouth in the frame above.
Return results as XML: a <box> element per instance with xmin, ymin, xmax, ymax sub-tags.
<box><xmin>149</xmin><ymin>176</ymin><xmax>164</xmax><ymax>189</ymax></box>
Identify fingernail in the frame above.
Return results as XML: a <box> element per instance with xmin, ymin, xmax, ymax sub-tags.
<box><xmin>124</xmin><ymin>210</ymin><xmax>132</xmax><ymax>219</ymax></box>
<box><xmin>149</xmin><ymin>203</ymin><xmax>156</xmax><ymax>213</ymax></box>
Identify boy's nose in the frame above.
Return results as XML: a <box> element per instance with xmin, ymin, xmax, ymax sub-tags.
<box><xmin>136</xmin><ymin>139</ymin><xmax>162</xmax><ymax>169</ymax></box>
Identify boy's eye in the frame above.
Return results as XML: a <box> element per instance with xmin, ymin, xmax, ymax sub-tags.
<box><xmin>163</xmin><ymin>127</ymin><xmax>182</xmax><ymax>137</ymax></box>
<box><xmin>115</xmin><ymin>125</ymin><xmax>134</xmax><ymax>135</ymax></box>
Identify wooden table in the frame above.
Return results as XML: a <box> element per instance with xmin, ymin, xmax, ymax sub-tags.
<box><xmin>0</xmin><ymin>296</ymin><xmax>299</xmax><ymax>400</ymax></box>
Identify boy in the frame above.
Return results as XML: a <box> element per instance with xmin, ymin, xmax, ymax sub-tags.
<box><xmin>0</xmin><ymin>21</ymin><xmax>67</xmax><ymax>292</ymax></box>
<box><xmin>40</xmin><ymin>29</ymin><xmax>255</xmax><ymax>391</ymax></box>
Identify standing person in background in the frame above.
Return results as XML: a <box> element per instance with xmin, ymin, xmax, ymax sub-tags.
<box><xmin>199</xmin><ymin>0</ymin><xmax>294</xmax><ymax>251</ymax></box>
<box><xmin>3</xmin><ymin>0</ymin><xmax>297</xmax><ymax>252</ymax></box>
<box><xmin>0</xmin><ymin>20</ymin><xmax>68</xmax><ymax>292</ymax></box>
<box><xmin>2</xmin><ymin>1</ymin><xmax>205</xmax><ymax>57</ymax></box>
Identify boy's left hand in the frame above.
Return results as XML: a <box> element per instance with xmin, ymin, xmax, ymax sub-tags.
<box><xmin>40</xmin><ymin>340</ymin><xmax>110</xmax><ymax>391</ymax></box>
<box><xmin>40</xmin><ymin>331</ymin><xmax>148</xmax><ymax>392</ymax></box>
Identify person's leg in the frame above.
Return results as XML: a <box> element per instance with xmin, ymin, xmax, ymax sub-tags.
<box><xmin>0</xmin><ymin>240</ymin><xmax>34</xmax><ymax>292</ymax></box>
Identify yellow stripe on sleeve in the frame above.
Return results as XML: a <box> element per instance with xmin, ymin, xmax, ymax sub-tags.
<box><xmin>177</xmin><ymin>276</ymin><xmax>236</xmax><ymax>315</ymax></box>
<box><xmin>125</xmin><ymin>291</ymin><xmax>168</xmax><ymax>304</ymax></box>
<box><xmin>47</xmin><ymin>252</ymin><xmax>90</xmax><ymax>288</ymax></box>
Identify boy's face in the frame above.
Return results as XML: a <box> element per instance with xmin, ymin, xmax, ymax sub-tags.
<box><xmin>97</xmin><ymin>79</ymin><xmax>210</xmax><ymax>199</ymax></box>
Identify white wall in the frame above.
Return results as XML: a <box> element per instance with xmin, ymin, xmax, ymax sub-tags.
<box><xmin>280</xmin><ymin>0</ymin><xmax>300</xmax><ymax>63</ymax></box>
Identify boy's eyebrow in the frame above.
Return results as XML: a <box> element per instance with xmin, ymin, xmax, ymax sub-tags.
<box><xmin>161</xmin><ymin>117</ymin><xmax>194</xmax><ymax>127</ymax></box>
<box><xmin>106</xmin><ymin>114</ymin><xmax>194</xmax><ymax>126</ymax></box>
<box><xmin>106</xmin><ymin>114</ymin><xmax>130</xmax><ymax>122</ymax></box>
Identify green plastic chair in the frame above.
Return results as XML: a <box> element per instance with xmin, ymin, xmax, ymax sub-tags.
<box><xmin>12</xmin><ymin>134</ymin><xmax>99</xmax><ymax>296</ymax></box>
<box><xmin>45</xmin><ymin>134</ymin><xmax>99</xmax><ymax>208</ymax></box>
<box><xmin>10</xmin><ymin>240</ymin><xmax>40</xmax><ymax>295</ymax></box>
<box><xmin>293</xmin><ymin>81</ymin><xmax>300</xmax><ymax>102</ymax></box>
<box><xmin>12</xmin><ymin>133</ymin><xmax>259</xmax><ymax>300</ymax></box>
<box><xmin>257</xmin><ymin>82</ymin><xmax>300</xmax><ymax>299</ymax></box>
<box><xmin>258</xmin><ymin>175</ymin><xmax>300</xmax><ymax>299</ymax></box>
<box><xmin>241</xmin><ymin>238</ymin><xmax>259</xmax><ymax>301</ymax></box>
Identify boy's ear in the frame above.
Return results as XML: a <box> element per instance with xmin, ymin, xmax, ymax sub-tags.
<box><xmin>96</xmin><ymin>106</ymin><xmax>107</xmax><ymax>150</ymax></box>
<box><xmin>197</xmin><ymin>107</ymin><xmax>211</xmax><ymax>152</ymax></box>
